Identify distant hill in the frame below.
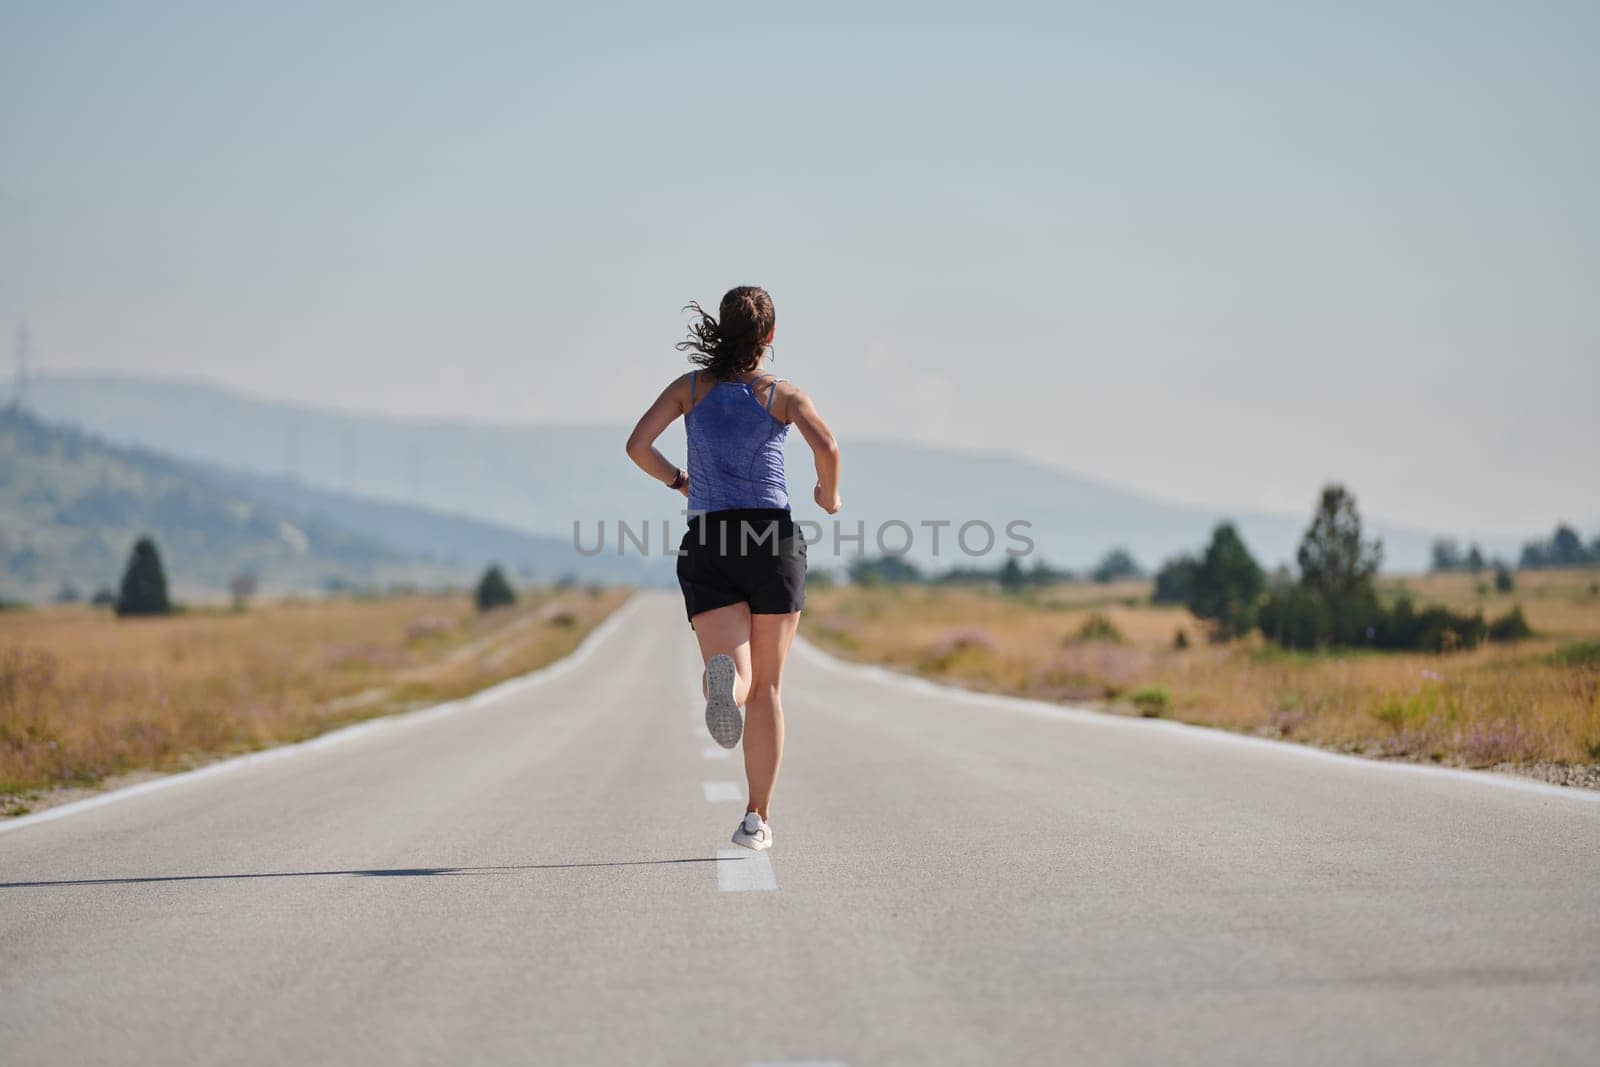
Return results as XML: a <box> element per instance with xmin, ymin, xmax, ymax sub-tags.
<box><xmin>0</xmin><ymin>408</ymin><xmax>663</xmax><ymax>603</ymax></box>
<box><xmin>26</xmin><ymin>373</ymin><xmax>1513</xmax><ymax>572</ymax></box>
<box><xmin>0</xmin><ymin>408</ymin><xmax>406</xmax><ymax>601</ymax></box>
<box><xmin>204</xmin><ymin>465</ymin><xmax>667</xmax><ymax>588</ymax></box>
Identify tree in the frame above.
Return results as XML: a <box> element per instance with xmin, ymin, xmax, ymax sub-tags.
<box><xmin>1519</xmin><ymin>541</ymin><xmax>1549</xmax><ymax>569</ymax></box>
<box><xmin>475</xmin><ymin>564</ymin><xmax>516</xmax><ymax>611</ymax></box>
<box><xmin>1187</xmin><ymin>523</ymin><xmax>1265</xmax><ymax>639</ymax></box>
<box><xmin>1430</xmin><ymin>539</ymin><xmax>1462</xmax><ymax>572</ymax></box>
<box><xmin>849</xmin><ymin>555</ymin><xmax>923</xmax><ymax>586</ymax></box>
<box><xmin>998</xmin><ymin>556</ymin><xmax>1026</xmax><ymax>594</ymax></box>
<box><xmin>115</xmin><ymin>536</ymin><xmax>172</xmax><ymax>617</ymax></box>
<box><xmin>1152</xmin><ymin>554</ymin><xmax>1198</xmax><ymax>605</ymax></box>
<box><xmin>1027</xmin><ymin>558</ymin><xmax>1068</xmax><ymax>586</ymax></box>
<box><xmin>1494</xmin><ymin>563</ymin><xmax>1515</xmax><ymax>593</ymax></box>
<box><xmin>1297</xmin><ymin>485</ymin><xmax>1382</xmax><ymax>604</ymax></box>
<box><xmin>1552</xmin><ymin>524</ymin><xmax>1585</xmax><ymax>566</ymax></box>
<box><xmin>1091</xmin><ymin>547</ymin><xmax>1142</xmax><ymax>584</ymax></box>
<box><xmin>1465</xmin><ymin>544</ymin><xmax>1486</xmax><ymax>574</ymax></box>
<box><xmin>1520</xmin><ymin>524</ymin><xmax>1599</xmax><ymax>569</ymax></box>
<box><xmin>1258</xmin><ymin>486</ymin><xmax>1385</xmax><ymax>648</ymax></box>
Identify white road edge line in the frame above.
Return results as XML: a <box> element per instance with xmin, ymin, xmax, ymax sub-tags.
<box><xmin>716</xmin><ymin>848</ymin><xmax>777</xmax><ymax>891</ymax></box>
<box><xmin>791</xmin><ymin>635</ymin><xmax>1600</xmax><ymax>806</ymax></box>
<box><xmin>0</xmin><ymin>594</ymin><xmax>645</xmax><ymax>837</ymax></box>
<box><xmin>702</xmin><ymin>780</ymin><xmax>743</xmax><ymax>802</ymax></box>
<box><xmin>702</xmin><ymin>745</ymin><xmax>733</xmax><ymax>760</ymax></box>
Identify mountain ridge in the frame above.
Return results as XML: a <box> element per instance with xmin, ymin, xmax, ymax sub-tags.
<box><xmin>22</xmin><ymin>370</ymin><xmax>1310</xmax><ymax>521</ymax></box>
<box><xmin>0</xmin><ymin>407</ymin><xmax>663</xmax><ymax>602</ymax></box>
<box><xmin>24</xmin><ymin>372</ymin><xmax>1524</xmax><ymax>572</ymax></box>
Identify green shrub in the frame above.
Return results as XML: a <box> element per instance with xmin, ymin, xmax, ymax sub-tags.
<box><xmin>1552</xmin><ymin>641</ymin><xmax>1600</xmax><ymax>667</ymax></box>
<box><xmin>1258</xmin><ymin>585</ymin><xmax>1335</xmax><ymax>649</ymax></box>
<box><xmin>1173</xmin><ymin>628</ymin><xmax>1190</xmax><ymax>650</ymax></box>
<box><xmin>1373</xmin><ymin>700</ymin><xmax>1408</xmax><ymax>730</ymax></box>
<box><xmin>919</xmin><ymin>628</ymin><xmax>997</xmax><ymax>672</ymax></box>
<box><xmin>1373</xmin><ymin>597</ymin><xmax>1486</xmax><ymax>652</ymax></box>
<box><xmin>1373</xmin><ymin>690</ymin><xmax>1437</xmax><ymax>731</ymax></box>
<box><xmin>1075</xmin><ymin>612</ymin><xmax>1123</xmax><ymax>644</ymax></box>
<box><xmin>1261</xmin><ymin>587</ymin><xmax>1490</xmax><ymax>654</ymax></box>
<box><xmin>1131</xmin><ymin>685</ymin><xmax>1171</xmax><ymax>717</ymax></box>
<box><xmin>1487</xmin><ymin>605</ymin><xmax>1533</xmax><ymax>643</ymax></box>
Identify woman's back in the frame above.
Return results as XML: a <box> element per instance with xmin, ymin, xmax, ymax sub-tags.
<box><xmin>685</xmin><ymin>370</ymin><xmax>789</xmax><ymax>512</ymax></box>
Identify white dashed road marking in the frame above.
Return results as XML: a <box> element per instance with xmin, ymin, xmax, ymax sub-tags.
<box><xmin>702</xmin><ymin>745</ymin><xmax>732</xmax><ymax>760</ymax></box>
<box><xmin>716</xmin><ymin>848</ymin><xmax>777</xmax><ymax>892</ymax></box>
<box><xmin>702</xmin><ymin>780</ymin><xmax>743</xmax><ymax>802</ymax></box>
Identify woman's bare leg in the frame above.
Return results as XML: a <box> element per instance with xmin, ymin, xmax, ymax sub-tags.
<box><xmin>691</xmin><ymin>602</ymin><xmax>753</xmax><ymax>706</ymax></box>
<box><xmin>745</xmin><ymin>610</ymin><xmax>801</xmax><ymax>820</ymax></box>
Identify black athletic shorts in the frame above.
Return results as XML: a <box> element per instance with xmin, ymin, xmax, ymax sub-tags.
<box><xmin>677</xmin><ymin>508</ymin><xmax>807</xmax><ymax>626</ymax></box>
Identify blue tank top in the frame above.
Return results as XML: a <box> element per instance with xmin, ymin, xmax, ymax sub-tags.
<box><xmin>685</xmin><ymin>370</ymin><xmax>790</xmax><ymax>512</ymax></box>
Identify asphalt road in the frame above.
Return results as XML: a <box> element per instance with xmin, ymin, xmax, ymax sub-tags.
<box><xmin>3</xmin><ymin>591</ymin><xmax>1597</xmax><ymax>1066</ymax></box>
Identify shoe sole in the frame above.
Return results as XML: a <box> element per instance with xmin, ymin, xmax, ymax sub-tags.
<box><xmin>731</xmin><ymin>830</ymin><xmax>772</xmax><ymax>851</ymax></box>
<box><xmin>704</xmin><ymin>653</ymin><xmax>742</xmax><ymax>749</ymax></box>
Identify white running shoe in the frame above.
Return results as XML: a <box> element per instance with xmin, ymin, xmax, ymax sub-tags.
<box><xmin>731</xmin><ymin>810</ymin><xmax>772</xmax><ymax>851</ymax></box>
<box><xmin>703</xmin><ymin>653</ymin><xmax>743</xmax><ymax>749</ymax></box>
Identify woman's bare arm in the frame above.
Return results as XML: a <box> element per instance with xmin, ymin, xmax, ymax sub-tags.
<box><xmin>787</xmin><ymin>387</ymin><xmax>841</xmax><ymax>514</ymax></box>
<box><xmin>625</xmin><ymin>374</ymin><xmax>691</xmax><ymax>497</ymax></box>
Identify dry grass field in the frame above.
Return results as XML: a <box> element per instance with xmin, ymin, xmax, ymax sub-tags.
<box><xmin>0</xmin><ymin>587</ymin><xmax>628</xmax><ymax>814</ymax></box>
<box><xmin>807</xmin><ymin>569</ymin><xmax>1600</xmax><ymax>784</ymax></box>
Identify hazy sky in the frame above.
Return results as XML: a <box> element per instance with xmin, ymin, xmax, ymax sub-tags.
<box><xmin>2</xmin><ymin>1</ymin><xmax>1596</xmax><ymax>538</ymax></box>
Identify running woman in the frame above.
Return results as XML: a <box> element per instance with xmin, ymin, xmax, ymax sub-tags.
<box><xmin>625</xmin><ymin>286</ymin><xmax>841</xmax><ymax>851</ymax></box>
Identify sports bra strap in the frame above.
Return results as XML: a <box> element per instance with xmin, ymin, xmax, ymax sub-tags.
<box><xmin>766</xmin><ymin>376</ymin><xmax>785</xmax><ymax>411</ymax></box>
<box><xmin>688</xmin><ymin>369</ymin><xmax>698</xmax><ymax>406</ymax></box>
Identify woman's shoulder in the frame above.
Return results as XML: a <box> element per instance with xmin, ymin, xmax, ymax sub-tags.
<box><xmin>667</xmin><ymin>370</ymin><xmax>699</xmax><ymax>407</ymax></box>
<box><xmin>760</xmin><ymin>375</ymin><xmax>810</xmax><ymax>423</ymax></box>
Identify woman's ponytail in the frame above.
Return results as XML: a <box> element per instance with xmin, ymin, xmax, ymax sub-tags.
<box><xmin>676</xmin><ymin>286</ymin><xmax>774</xmax><ymax>379</ymax></box>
